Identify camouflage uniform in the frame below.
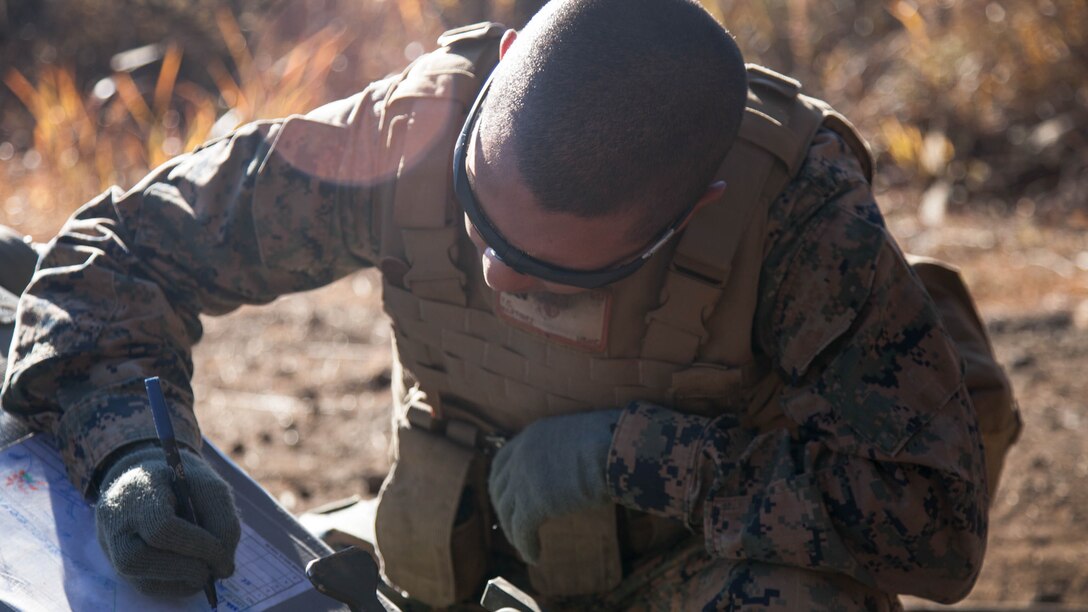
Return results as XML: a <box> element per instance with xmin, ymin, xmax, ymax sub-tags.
<box><xmin>0</xmin><ymin>226</ymin><xmax>38</xmax><ymax>368</ymax></box>
<box><xmin>591</xmin><ymin>130</ymin><xmax>986</xmax><ymax>611</ymax></box>
<box><xmin>402</xmin><ymin>127</ymin><xmax>988</xmax><ymax>612</ymax></box>
<box><xmin>1</xmin><ymin>37</ymin><xmax>988</xmax><ymax>611</ymax></box>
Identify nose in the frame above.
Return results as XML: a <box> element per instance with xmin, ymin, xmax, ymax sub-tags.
<box><xmin>481</xmin><ymin>248</ymin><xmax>541</xmax><ymax>293</ymax></box>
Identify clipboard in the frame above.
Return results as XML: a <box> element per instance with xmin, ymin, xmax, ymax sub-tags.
<box><xmin>0</xmin><ymin>409</ymin><xmax>366</xmax><ymax>611</ymax></box>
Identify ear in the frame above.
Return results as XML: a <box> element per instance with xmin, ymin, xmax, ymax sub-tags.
<box><xmin>499</xmin><ymin>29</ymin><xmax>518</xmax><ymax>60</ymax></box>
<box><xmin>677</xmin><ymin>181</ymin><xmax>726</xmax><ymax>231</ymax></box>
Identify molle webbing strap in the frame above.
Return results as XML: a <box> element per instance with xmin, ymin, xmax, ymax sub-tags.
<box><xmin>381</xmin><ymin>23</ymin><xmax>504</xmax><ymax>306</ymax></box>
<box><xmin>385</xmin><ymin>282</ymin><xmax>676</xmax><ymax>433</ymax></box>
<box><xmin>807</xmin><ymin>98</ymin><xmax>875</xmax><ymax>183</ymax></box>
<box><xmin>675</xmin><ymin>65</ymin><xmax>824</xmax><ymax>283</ymax></box>
<box><xmin>374</xmin><ymin>426</ymin><xmax>480</xmax><ymax>606</ymax></box>
<box><xmin>529</xmin><ymin>505</ymin><xmax>623</xmax><ymax>595</ymax></box>
<box><xmin>642</xmin><ymin>65</ymin><xmax>829</xmax><ymax>366</ymax></box>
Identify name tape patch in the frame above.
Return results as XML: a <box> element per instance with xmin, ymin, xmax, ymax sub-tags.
<box><xmin>496</xmin><ymin>290</ymin><xmax>611</xmax><ymax>353</ymax></box>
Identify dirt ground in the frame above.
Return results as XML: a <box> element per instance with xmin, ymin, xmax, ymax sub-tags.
<box><xmin>188</xmin><ymin>196</ymin><xmax>1088</xmax><ymax>608</ymax></box>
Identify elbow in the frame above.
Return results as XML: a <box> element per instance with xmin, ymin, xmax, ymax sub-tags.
<box><xmin>878</xmin><ymin>525</ymin><xmax>984</xmax><ymax>603</ymax></box>
<box><xmin>917</xmin><ymin>537</ymin><xmax>985</xmax><ymax>604</ymax></box>
<box><xmin>859</xmin><ymin>469</ymin><xmax>988</xmax><ymax>603</ymax></box>
<box><xmin>900</xmin><ymin>486</ymin><xmax>988</xmax><ymax>603</ymax></box>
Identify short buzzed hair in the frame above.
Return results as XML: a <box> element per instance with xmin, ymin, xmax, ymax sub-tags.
<box><xmin>480</xmin><ymin>0</ymin><xmax>748</xmax><ymax>241</ymax></box>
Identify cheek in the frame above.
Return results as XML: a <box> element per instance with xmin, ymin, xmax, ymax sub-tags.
<box><xmin>464</xmin><ymin>216</ymin><xmax>486</xmax><ymax>250</ymax></box>
<box><xmin>481</xmin><ymin>249</ymin><xmax>541</xmax><ymax>293</ymax></box>
<box><xmin>539</xmin><ymin>280</ymin><xmax>589</xmax><ymax>295</ymax></box>
<box><xmin>465</xmin><ymin>220</ymin><xmax>490</xmax><ymax>273</ymax></box>
<box><xmin>465</xmin><ymin>218</ymin><xmax>585</xmax><ymax>295</ymax></box>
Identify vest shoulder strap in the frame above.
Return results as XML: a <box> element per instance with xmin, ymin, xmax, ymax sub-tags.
<box><xmin>378</xmin><ymin>23</ymin><xmax>504</xmax><ymax>305</ymax></box>
<box><xmin>436</xmin><ymin>21</ymin><xmax>506</xmax><ymax>48</ymax></box>
<box><xmin>644</xmin><ymin>64</ymin><xmax>872</xmax><ymax>366</ymax></box>
<box><xmin>671</xmin><ymin>64</ymin><xmax>857</xmax><ymax>284</ymax></box>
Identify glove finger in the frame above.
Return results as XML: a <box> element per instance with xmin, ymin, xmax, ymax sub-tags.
<box><xmin>190</xmin><ymin>516</ymin><xmax>238</xmax><ymax>579</ymax></box>
<box><xmin>491</xmin><ymin>494</ymin><xmax>513</xmax><ymax>545</ymax></box>
<box><xmin>489</xmin><ymin>470</ymin><xmax>518</xmax><ymax>535</ymax></box>
<box><xmin>190</xmin><ymin>474</ymin><xmax>239</xmax><ymax>542</ymax></box>
<box><xmin>489</xmin><ymin>440</ymin><xmax>521</xmax><ymax>499</ymax></box>
<box><xmin>189</xmin><ymin>476</ymin><xmax>241</xmax><ymax>576</ymax></box>
<box><xmin>490</xmin><ymin>478</ymin><xmax>517</xmax><ymax>544</ymax></box>
<box><xmin>488</xmin><ymin>462</ymin><xmax>511</xmax><ymax>507</ymax></box>
<box><xmin>139</xmin><ymin>513</ymin><xmax>229</xmax><ymax>567</ymax></box>
<box><xmin>128</xmin><ymin>451</ymin><xmax>239</xmax><ymax>576</ymax></box>
<box><xmin>493</xmin><ymin>500</ymin><xmax>516</xmax><ymax>551</ymax></box>
<box><xmin>490</xmin><ymin>437</ymin><xmax>517</xmax><ymax>475</ymax></box>
<box><xmin>130</xmin><ymin>575</ymin><xmax>212</xmax><ymax>599</ymax></box>
<box><xmin>96</xmin><ymin>469</ymin><xmax>179</xmax><ymax>562</ymax></box>
<box><xmin>110</xmin><ymin>532</ymin><xmax>212</xmax><ymax>591</ymax></box>
<box><xmin>510</xmin><ymin>505</ymin><xmax>541</xmax><ymax>565</ymax></box>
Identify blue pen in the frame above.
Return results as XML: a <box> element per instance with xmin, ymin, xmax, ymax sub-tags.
<box><xmin>145</xmin><ymin>376</ymin><xmax>219</xmax><ymax>610</ymax></box>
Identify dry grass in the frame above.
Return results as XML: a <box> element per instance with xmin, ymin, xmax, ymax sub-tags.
<box><xmin>1</xmin><ymin>9</ymin><xmax>364</xmax><ymax>238</ymax></box>
<box><xmin>1</xmin><ymin>0</ymin><xmax>1084</xmax><ymax>239</ymax></box>
<box><xmin>714</xmin><ymin>0</ymin><xmax>1086</xmax><ymax>187</ymax></box>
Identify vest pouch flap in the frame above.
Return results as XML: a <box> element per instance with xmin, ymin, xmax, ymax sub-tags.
<box><xmin>400</xmin><ymin>227</ymin><xmax>467</xmax><ymax>305</ymax></box>
<box><xmin>528</xmin><ymin>504</ymin><xmax>622</xmax><ymax>597</ymax></box>
<box><xmin>671</xmin><ymin>363</ymin><xmax>745</xmax><ymax>398</ymax></box>
<box><xmin>819</xmin><ymin>110</ymin><xmax>875</xmax><ymax>182</ymax></box>
<box><xmin>375</xmin><ymin>426</ymin><xmax>486</xmax><ymax>606</ymax></box>
<box><xmin>642</xmin><ymin>270</ymin><xmax>723</xmax><ymax>364</ymax></box>
<box><xmin>669</xmin><ymin>363</ymin><xmax>745</xmax><ymax>417</ymax></box>
<box><xmin>437</xmin><ymin>21</ymin><xmax>505</xmax><ymax>47</ymax></box>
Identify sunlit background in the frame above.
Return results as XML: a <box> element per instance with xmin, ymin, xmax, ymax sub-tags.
<box><xmin>2</xmin><ymin>0</ymin><xmax>1084</xmax><ymax>238</ymax></box>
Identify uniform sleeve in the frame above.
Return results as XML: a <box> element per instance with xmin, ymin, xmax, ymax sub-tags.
<box><xmin>0</xmin><ymin>79</ymin><xmax>397</xmax><ymax>495</ymax></box>
<box><xmin>605</xmin><ymin>133</ymin><xmax>988</xmax><ymax>603</ymax></box>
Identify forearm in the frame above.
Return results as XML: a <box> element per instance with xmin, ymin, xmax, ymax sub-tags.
<box><xmin>704</xmin><ymin>390</ymin><xmax>986</xmax><ymax>601</ymax></box>
<box><xmin>606</xmin><ymin>398</ymin><xmax>987</xmax><ymax>601</ymax></box>
<box><xmin>1</xmin><ymin>89</ymin><xmax>387</xmax><ymax>494</ymax></box>
<box><xmin>1</xmin><ymin>190</ymin><xmax>205</xmax><ymax>494</ymax></box>
<box><xmin>604</xmin><ymin>125</ymin><xmax>989</xmax><ymax>600</ymax></box>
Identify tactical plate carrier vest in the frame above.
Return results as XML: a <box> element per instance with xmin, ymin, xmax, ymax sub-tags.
<box><xmin>369</xmin><ymin>23</ymin><xmax>1019</xmax><ymax>607</ymax></box>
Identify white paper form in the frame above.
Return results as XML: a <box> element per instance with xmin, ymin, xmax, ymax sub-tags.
<box><xmin>0</xmin><ymin>436</ymin><xmax>312</xmax><ymax>612</ymax></box>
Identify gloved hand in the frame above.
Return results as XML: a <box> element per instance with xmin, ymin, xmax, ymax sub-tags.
<box><xmin>488</xmin><ymin>409</ymin><xmax>621</xmax><ymax>564</ymax></box>
<box><xmin>95</xmin><ymin>446</ymin><xmax>241</xmax><ymax>597</ymax></box>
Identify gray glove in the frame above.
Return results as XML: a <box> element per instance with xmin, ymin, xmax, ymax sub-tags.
<box><xmin>488</xmin><ymin>409</ymin><xmax>621</xmax><ymax>564</ymax></box>
<box><xmin>95</xmin><ymin>446</ymin><xmax>241</xmax><ymax>597</ymax></box>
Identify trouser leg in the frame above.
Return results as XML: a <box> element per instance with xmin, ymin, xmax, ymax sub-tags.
<box><xmin>0</xmin><ymin>225</ymin><xmax>40</xmax><ymax>374</ymax></box>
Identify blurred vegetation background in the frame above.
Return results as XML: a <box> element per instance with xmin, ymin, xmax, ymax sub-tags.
<box><xmin>0</xmin><ymin>0</ymin><xmax>1085</xmax><ymax>238</ymax></box>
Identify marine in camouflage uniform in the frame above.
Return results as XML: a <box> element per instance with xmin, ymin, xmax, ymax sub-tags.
<box><xmin>0</xmin><ymin>0</ymin><xmax>1009</xmax><ymax>609</ymax></box>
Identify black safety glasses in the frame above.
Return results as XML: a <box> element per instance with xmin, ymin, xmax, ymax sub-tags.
<box><xmin>452</xmin><ymin>74</ymin><xmax>695</xmax><ymax>290</ymax></box>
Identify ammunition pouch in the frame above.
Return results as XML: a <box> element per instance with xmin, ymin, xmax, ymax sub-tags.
<box><xmin>374</xmin><ymin>419</ymin><xmax>491</xmax><ymax>606</ymax></box>
<box><xmin>908</xmin><ymin>255</ymin><xmax>1022</xmax><ymax>498</ymax></box>
<box><xmin>529</xmin><ymin>506</ymin><xmax>623</xmax><ymax>596</ymax></box>
<box><xmin>375</xmin><ymin>402</ymin><xmax>624</xmax><ymax>604</ymax></box>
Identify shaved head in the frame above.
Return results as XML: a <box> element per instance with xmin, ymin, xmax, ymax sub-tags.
<box><xmin>478</xmin><ymin>0</ymin><xmax>748</xmax><ymax>241</ymax></box>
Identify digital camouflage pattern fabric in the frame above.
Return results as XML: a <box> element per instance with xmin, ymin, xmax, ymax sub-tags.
<box><xmin>1</xmin><ymin>49</ymin><xmax>988</xmax><ymax>610</ymax></box>
<box><xmin>0</xmin><ymin>80</ymin><xmax>395</xmax><ymax>493</ymax></box>
<box><xmin>604</xmin><ymin>132</ymin><xmax>987</xmax><ymax>607</ymax></box>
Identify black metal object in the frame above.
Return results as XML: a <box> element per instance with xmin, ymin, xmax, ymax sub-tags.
<box><xmin>480</xmin><ymin>577</ymin><xmax>543</xmax><ymax>612</ymax></box>
<box><xmin>306</xmin><ymin>546</ymin><xmax>395</xmax><ymax>612</ymax></box>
